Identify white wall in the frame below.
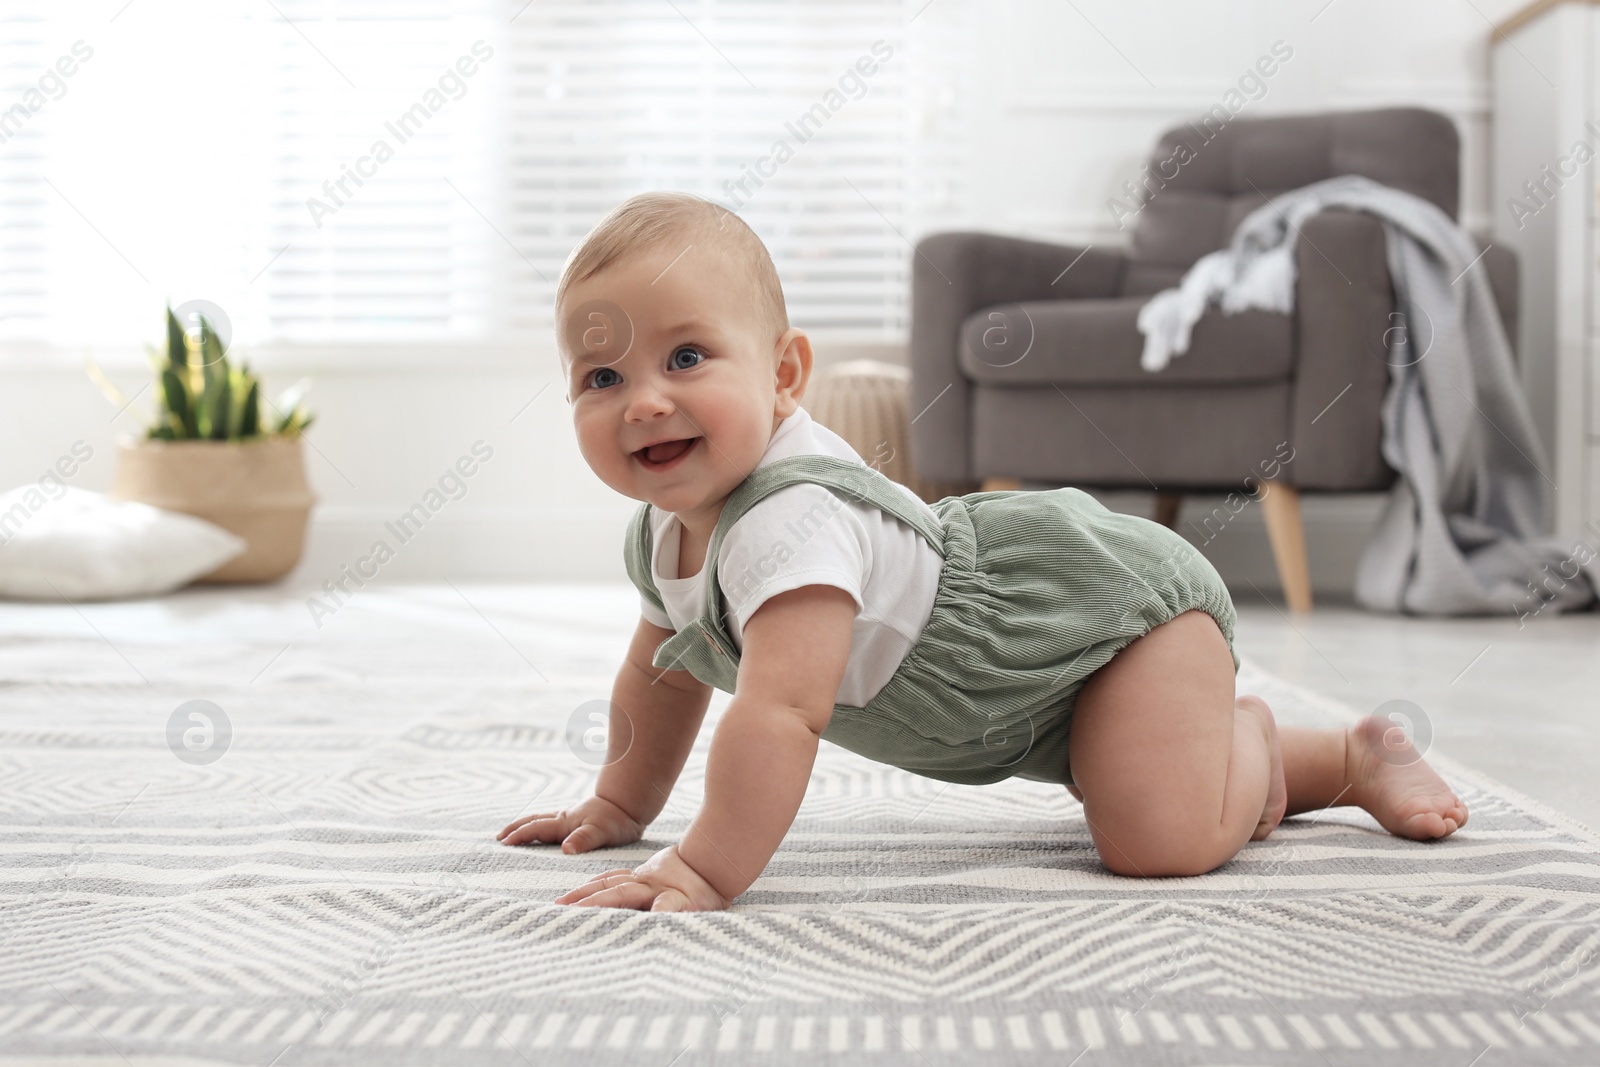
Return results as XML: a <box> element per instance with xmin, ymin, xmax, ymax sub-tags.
<box><xmin>0</xmin><ymin>0</ymin><xmax>1526</xmax><ymax>598</ymax></box>
<box><xmin>967</xmin><ymin>1</ymin><xmax>1507</xmax><ymax>244</ymax></box>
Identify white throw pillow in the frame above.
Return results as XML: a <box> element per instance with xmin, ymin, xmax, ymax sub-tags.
<box><xmin>0</xmin><ymin>486</ymin><xmax>246</xmax><ymax>601</ymax></box>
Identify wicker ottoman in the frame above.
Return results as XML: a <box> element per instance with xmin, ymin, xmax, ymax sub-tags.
<box><xmin>803</xmin><ymin>359</ymin><xmax>976</xmax><ymax>505</ymax></box>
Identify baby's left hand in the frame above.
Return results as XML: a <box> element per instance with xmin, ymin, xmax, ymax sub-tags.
<box><xmin>554</xmin><ymin>844</ymin><xmax>730</xmax><ymax>912</ymax></box>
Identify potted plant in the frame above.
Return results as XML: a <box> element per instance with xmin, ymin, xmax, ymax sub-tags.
<box><xmin>86</xmin><ymin>304</ymin><xmax>318</xmax><ymax>583</ymax></box>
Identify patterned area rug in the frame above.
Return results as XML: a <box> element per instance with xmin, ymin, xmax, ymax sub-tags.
<box><xmin>2</xmin><ymin>584</ymin><xmax>1598</xmax><ymax>1066</ymax></box>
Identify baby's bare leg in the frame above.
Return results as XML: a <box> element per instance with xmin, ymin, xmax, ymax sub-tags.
<box><xmin>1066</xmin><ymin>610</ymin><xmax>1279</xmax><ymax>877</ymax></box>
<box><xmin>1279</xmin><ymin>721</ymin><xmax>1469</xmax><ymax>838</ymax></box>
<box><xmin>1278</xmin><ymin>726</ymin><xmax>1348</xmax><ymax>815</ymax></box>
<box><xmin>1063</xmin><ymin>607</ymin><xmax>1471</xmax><ymax>877</ymax></box>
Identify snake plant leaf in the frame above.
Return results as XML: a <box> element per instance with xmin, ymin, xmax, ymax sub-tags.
<box><xmin>226</xmin><ymin>365</ymin><xmax>248</xmax><ymax>439</ymax></box>
<box><xmin>272</xmin><ymin>378</ymin><xmax>312</xmax><ymax>421</ymax></box>
<box><xmin>160</xmin><ymin>367</ymin><xmax>197</xmax><ymax>438</ymax></box>
<box><xmin>198</xmin><ymin>357</ymin><xmax>221</xmax><ymax>438</ymax></box>
<box><xmin>239</xmin><ymin>380</ymin><xmax>260</xmax><ymax>437</ymax></box>
<box><xmin>275</xmin><ymin>403</ymin><xmax>317</xmax><ymax>436</ymax></box>
<box><xmin>140</xmin><ymin>311</ymin><xmax>313</xmax><ymax>441</ymax></box>
<box><xmin>166</xmin><ymin>306</ymin><xmax>187</xmax><ymax>371</ymax></box>
<box><xmin>206</xmin><ymin>361</ymin><xmax>232</xmax><ymax>440</ymax></box>
<box><xmin>199</xmin><ymin>315</ymin><xmax>225</xmax><ymax>372</ymax></box>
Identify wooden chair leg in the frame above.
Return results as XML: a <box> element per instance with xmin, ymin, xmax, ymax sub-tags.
<box><xmin>981</xmin><ymin>477</ymin><xmax>1022</xmax><ymax>492</ymax></box>
<box><xmin>1152</xmin><ymin>492</ymin><xmax>1182</xmax><ymax>530</ymax></box>
<box><xmin>1259</xmin><ymin>481</ymin><xmax>1313</xmax><ymax>613</ymax></box>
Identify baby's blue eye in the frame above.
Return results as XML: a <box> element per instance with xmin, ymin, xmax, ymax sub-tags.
<box><xmin>584</xmin><ymin>347</ymin><xmax>702</xmax><ymax>390</ymax></box>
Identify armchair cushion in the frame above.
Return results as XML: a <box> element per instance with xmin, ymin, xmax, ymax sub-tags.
<box><xmin>970</xmin><ymin>382</ymin><xmax>1292</xmax><ymax>489</ymax></box>
<box><xmin>957</xmin><ymin>298</ymin><xmax>1292</xmax><ymax>386</ymax></box>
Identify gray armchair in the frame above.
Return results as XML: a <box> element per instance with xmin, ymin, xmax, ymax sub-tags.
<box><xmin>908</xmin><ymin>106</ymin><xmax>1519</xmax><ymax>612</ymax></box>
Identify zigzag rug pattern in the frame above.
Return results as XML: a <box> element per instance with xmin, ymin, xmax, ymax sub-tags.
<box><xmin>2</xmin><ymin>591</ymin><xmax>1599</xmax><ymax>1066</ymax></box>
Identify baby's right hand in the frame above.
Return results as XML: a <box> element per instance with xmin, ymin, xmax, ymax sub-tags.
<box><xmin>496</xmin><ymin>795</ymin><xmax>646</xmax><ymax>854</ymax></box>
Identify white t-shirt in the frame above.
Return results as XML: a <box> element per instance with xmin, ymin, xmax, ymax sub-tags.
<box><xmin>638</xmin><ymin>406</ymin><xmax>944</xmax><ymax>706</ymax></box>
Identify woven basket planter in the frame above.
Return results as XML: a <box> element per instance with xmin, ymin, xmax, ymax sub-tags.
<box><xmin>109</xmin><ymin>435</ymin><xmax>316</xmax><ymax>583</ymax></box>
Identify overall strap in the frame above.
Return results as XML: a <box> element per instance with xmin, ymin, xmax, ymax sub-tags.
<box><xmin>623</xmin><ymin>501</ymin><xmax>666</xmax><ymax>617</ymax></box>
<box><xmin>697</xmin><ymin>454</ymin><xmax>947</xmax><ymax>637</ymax></box>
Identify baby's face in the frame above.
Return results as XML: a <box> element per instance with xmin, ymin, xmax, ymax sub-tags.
<box><xmin>559</xmin><ymin>242</ymin><xmax>795</xmax><ymax>520</ymax></box>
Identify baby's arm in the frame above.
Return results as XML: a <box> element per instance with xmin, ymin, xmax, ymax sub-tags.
<box><xmin>592</xmin><ymin>616</ymin><xmax>715</xmax><ymax>827</ymax></box>
<box><xmin>674</xmin><ymin>584</ymin><xmax>856</xmax><ymax>902</ymax></box>
<box><xmin>498</xmin><ymin>615</ymin><xmax>712</xmax><ymax>850</ymax></box>
<box><xmin>553</xmin><ymin>584</ymin><xmax>856</xmax><ymax>910</ymax></box>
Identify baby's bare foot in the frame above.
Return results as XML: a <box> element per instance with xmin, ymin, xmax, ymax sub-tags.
<box><xmin>1346</xmin><ymin>715</ymin><xmax>1468</xmax><ymax>840</ymax></box>
<box><xmin>1237</xmin><ymin>695</ymin><xmax>1286</xmax><ymax>841</ymax></box>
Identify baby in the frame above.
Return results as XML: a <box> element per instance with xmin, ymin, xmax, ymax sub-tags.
<box><xmin>498</xmin><ymin>191</ymin><xmax>1469</xmax><ymax>912</ymax></box>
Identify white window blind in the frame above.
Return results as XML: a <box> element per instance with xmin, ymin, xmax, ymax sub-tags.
<box><xmin>1</xmin><ymin>0</ymin><xmax>966</xmax><ymax>350</ymax></box>
<box><xmin>0</xmin><ymin>8</ymin><xmax>82</xmax><ymax>342</ymax></box>
<box><xmin>503</xmin><ymin>0</ymin><xmax>969</xmax><ymax>341</ymax></box>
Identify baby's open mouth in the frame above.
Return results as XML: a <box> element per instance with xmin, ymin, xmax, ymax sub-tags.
<box><xmin>634</xmin><ymin>437</ymin><xmax>700</xmax><ymax>468</ymax></box>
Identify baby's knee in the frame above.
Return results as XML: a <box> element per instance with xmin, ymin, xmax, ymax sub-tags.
<box><xmin>1096</xmin><ymin>843</ymin><xmax>1233</xmax><ymax>878</ymax></box>
<box><xmin>1088</xmin><ymin>816</ymin><xmax>1239</xmax><ymax>878</ymax></box>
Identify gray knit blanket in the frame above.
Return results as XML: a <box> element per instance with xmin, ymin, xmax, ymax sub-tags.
<box><xmin>1136</xmin><ymin>174</ymin><xmax>1598</xmax><ymax>616</ymax></box>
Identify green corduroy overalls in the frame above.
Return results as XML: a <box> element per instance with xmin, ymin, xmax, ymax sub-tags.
<box><xmin>624</xmin><ymin>454</ymin><xmax>1239</xmax><ymax>787</ymax></box>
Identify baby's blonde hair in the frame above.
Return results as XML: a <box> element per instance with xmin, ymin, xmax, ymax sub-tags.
<box><xmin>555</xmin><ymin>191</ymin><xmax>789</xmax><ymax>355</ymax></box>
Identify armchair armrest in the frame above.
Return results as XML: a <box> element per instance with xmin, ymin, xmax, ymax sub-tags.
<box><xmin>909</xmin><ymin>232</ymin><xmax>1128</xmax><ymax>483</ymax></box>
<box><xmin>1289</xmin><ymin>209</ymin><xmax>1396</xmax><ymax>491</ymax></box>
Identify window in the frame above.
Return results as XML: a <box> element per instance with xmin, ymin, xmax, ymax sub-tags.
<box><xmin>1</xmin><ymin>0</ymin><xmax>967</xmax><ymax>350</ymax></box>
